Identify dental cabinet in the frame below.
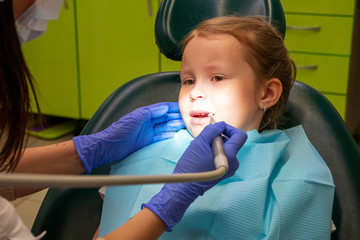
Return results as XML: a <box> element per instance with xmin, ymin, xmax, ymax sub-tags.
<box><xmin>76</xmin><ymin>0</ymin><xmax>159</xmax><ymax>119</ymax></box>
<box><xmin>281</xmin><ymin>0</ymin><xmax>356</xmax><ymax>119</ymax></box>
<box><xmin>23</xmin><ymin>0</ymin><xmax>159</xmax><ymax>119</ymax></box>
<box><xmin>22</xmin><ymin>0</ymin><xmax>79</xmax><ymax>119</ymax></box>
<box><xmin>23</xmin><ymin>0</ymin><xmax>356</xmax><ymax>120</ymax></box>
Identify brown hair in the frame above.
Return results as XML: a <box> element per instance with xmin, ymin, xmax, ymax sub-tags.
<box><xmin>181</xmin><ymin>16</ymin><xmax>296</xmax><ymax>131</ymax></box>
<box><xmin>0</xmin><ymin>0</ymin><xmax>41</xmax><ymax>172</ymax></box>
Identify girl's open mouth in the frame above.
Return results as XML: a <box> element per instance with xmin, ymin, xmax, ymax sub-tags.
<box><xmin>192</xmin><ymin>113</ymin><xmax>209</xmax><ymax>118</ymax></box>
<box><xmin>190</xmin><ymin>111</ymin><xmax>214</xmax><ymax>125</ymax></box>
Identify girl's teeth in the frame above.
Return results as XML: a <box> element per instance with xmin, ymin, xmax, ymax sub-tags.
<box><xmin>195</xmin><ymin>113</ymin><xmax>209</xmax><ymax>118</ymax></box>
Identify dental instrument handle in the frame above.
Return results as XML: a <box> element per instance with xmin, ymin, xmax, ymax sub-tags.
<box><xmin>212</xmin><ymin>135</ymin><xmax>228</xmax><ymax>172</ymax></box>
<box><xmin>0</xmin><ymin>167</ymin><xmax>227</xmax><ymax>188</ymax></box>
<box><xmin>207</xmin><ymin>113</ymin><xmax>228</xmax><ymax>172</ymax></box>
<box><xmin>0</xmin><ymin>119</ymin><xmax>233</xmax><ymax>188</ymax></box>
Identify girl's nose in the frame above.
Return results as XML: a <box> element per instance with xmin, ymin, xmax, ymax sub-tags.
<box><xmin>190</xmin><ymin>83</ymin><xmax>206</xmax><ymax>102</ymax></box>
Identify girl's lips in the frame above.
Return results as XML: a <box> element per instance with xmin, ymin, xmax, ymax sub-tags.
<box><xmin>189</xmin><ymin>111</ymin><xmax>213</xmax><ymax>125</ymax></box>
<box><xmin>190</xmin><ymin>111</ymin><xmax>211</xmax><ymax>118</ymax></box>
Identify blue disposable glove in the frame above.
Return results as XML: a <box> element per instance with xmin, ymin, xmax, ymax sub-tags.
<box><xmin>73</xmin><ymin>102</ymin><xmax>185</xmax><ymax>174</ymax></box>
<box><xmin>143</xmin><ymin>122</ymin><xmax>247</xmax><ymax>230</ymax></box>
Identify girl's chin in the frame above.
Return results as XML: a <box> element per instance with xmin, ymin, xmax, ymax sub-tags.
<box><xmin>188</xmin><ymin>125</ymin><xmax>205</xmax><ymax>138</ymax></box>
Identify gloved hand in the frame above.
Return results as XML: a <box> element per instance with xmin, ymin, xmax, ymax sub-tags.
<box><xmin>143</xmin><ymin>122</ymin><xmax>247</xmax><ymax>230</ymax></box>
<box><xmin>73</xmin><ymin>102</ymin><xmax>185</xmax><ymax>174</ymax></box>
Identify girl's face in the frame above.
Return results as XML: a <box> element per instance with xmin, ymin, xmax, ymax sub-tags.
<box><xmin>179</xmin><ymin>34</ymin><xmax>264</xmax><ymax>137</ymax></box>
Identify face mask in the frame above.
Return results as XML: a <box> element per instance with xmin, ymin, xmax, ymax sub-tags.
<box><xmin>15</xmin><ymin>0</ymin><xmax>64</xmax><ymax>44</ymax></box>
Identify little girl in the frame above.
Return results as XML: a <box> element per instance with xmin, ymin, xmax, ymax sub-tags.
<box><xmin>97</xmin><ymin>16</ymin><xmax>334</xmax><ymax>239</ymax></box>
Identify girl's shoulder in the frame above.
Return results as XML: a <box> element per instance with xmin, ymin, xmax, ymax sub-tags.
<box><xmin>278</xmin><ymin>125</ymin><xmax>334</xmax><ymax>186</ymax></box>
<box><xmin>239</xmin><ymin>125</ymin><xmax>333</xmax><ymax>186</ymax></box>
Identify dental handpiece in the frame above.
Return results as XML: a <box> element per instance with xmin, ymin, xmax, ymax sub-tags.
<box><xmin>208</xmin><ymin>114</ymin><xmax>229</xmax><ymax>172</ymax></box>
<box><xmin>0</xmin><ymin>118</ymin><xmax>230</xmax><ymax>188</ymax></box>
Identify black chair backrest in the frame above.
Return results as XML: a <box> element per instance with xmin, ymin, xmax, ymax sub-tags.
<box><xmin>32</xmin><ymin>1</ymin><xmax>360</xmax><ymax>239</ymax></box>
<box><xmin>32</xmin><ymin>72</ymin><xmax>360</xmax><ymax>239</ymax></box>
<box><xmin>78</xmin><ymin>75</ymin><xmax>360</xmax><ymax>240</ymax></box>
<box><xmin>280</xmin><ymin>81</ymin><xmax>360</xmax><ymax>240</ymax></box>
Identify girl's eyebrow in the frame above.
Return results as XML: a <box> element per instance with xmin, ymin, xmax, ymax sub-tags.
<box><xmin>204</xmin><ymin>64</ymin><xmax>221</xmax><ymax>71</ymax></box>
<box><xmin>181</xmin><ymin>61</ymin><xmax>227</xmax><ymax>76</ymax></box>
<box><xmin>180</xmin><ymin>68</ymin><xmax>193</xmax><ymax>76</ymax></box>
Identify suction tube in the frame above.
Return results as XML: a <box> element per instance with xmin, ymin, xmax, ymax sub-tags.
<box><xmin>0</xmin><ymin>121</ymin><xmax>228</xmax><ymax>188</ymax></box>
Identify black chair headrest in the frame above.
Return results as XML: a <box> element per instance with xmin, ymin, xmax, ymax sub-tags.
<box><xmin>155</xmin><ymin>0</ymin><xmax>286</xmax><ymax>61</ymax></box>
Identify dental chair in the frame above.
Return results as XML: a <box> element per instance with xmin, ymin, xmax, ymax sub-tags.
<box><xmin>31</xmin><ymin>0</ymin><xmax>360</xmax><ymax>239</ymax></box>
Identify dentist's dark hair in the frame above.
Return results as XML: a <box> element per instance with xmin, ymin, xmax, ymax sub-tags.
<box><xmin>0</xmin><ymin>0</ymin><xmax>41</xmax><ymax>172</ymax></box>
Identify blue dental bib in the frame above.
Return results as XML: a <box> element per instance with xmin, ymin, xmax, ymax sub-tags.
<box><xmin>99</xmin><ymin>126</ymin><xmax>334</xmax><ymax>239</ymax></box>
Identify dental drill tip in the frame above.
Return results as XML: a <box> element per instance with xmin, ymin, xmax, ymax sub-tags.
<box><xmin>208</xmin><ymin>113</ymin><xmax>215</xmax><ymax>125</ymax></box>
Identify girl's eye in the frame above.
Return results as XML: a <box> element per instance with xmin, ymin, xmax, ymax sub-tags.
<box><xmin>183</xmin><ymin>79</ymin><xmax>195</xmax><ymax>85</ymax></box>
<box><xmin>212</xmin><ymin>76</ymin><xmax>225</xmax><ymax>82</ymax></box>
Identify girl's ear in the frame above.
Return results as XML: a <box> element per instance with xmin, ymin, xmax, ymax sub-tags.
<box><xmin>260</xmin><ymin>78</ymin><xmax>283</xmax><ymax>110</ymax></box>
